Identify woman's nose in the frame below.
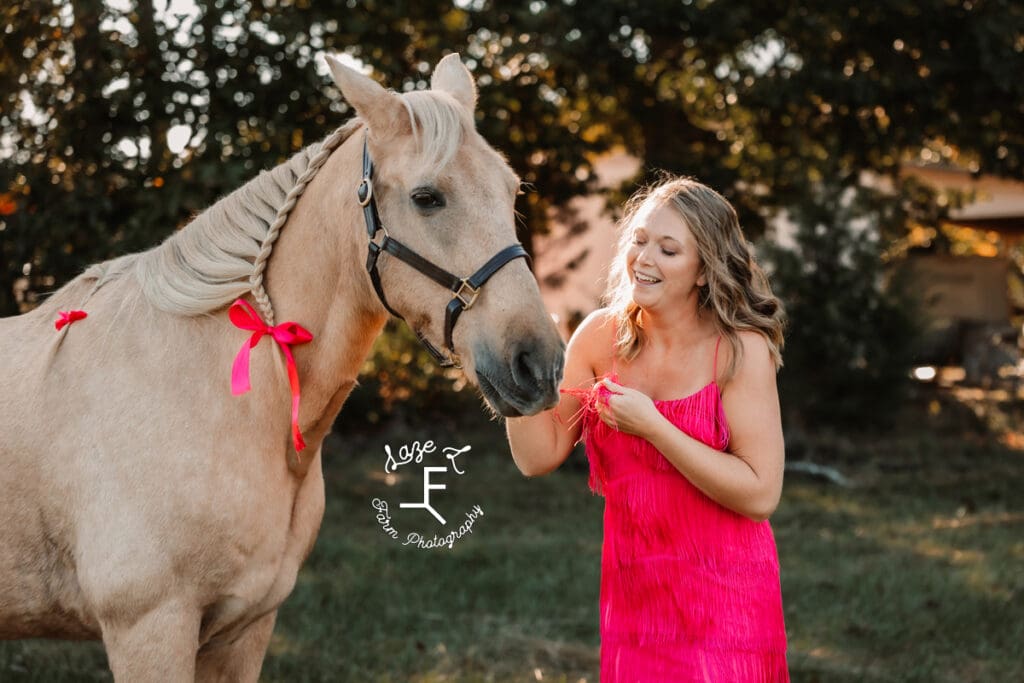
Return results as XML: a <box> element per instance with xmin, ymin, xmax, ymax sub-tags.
<box><xmin>637</xmin><ymin>244</ymin><xmax>655</xmax><ymax>265</ymax></box>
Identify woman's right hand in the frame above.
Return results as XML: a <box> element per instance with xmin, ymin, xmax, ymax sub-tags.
<box><xmin>505</xmin><ymin>308</ymin><xmax>613</xmax><ymax>476</ymax></box>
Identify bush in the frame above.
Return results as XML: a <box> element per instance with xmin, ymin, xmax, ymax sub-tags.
<box><xmin>763</xmin><ymin>182</ymin><xmax>922</xmax><ymax>432</ymax></box>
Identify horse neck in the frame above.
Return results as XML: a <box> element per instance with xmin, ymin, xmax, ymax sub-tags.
<box><xmin>261</xmin><ymin>131</ymin><xmax>388</xmax><ymax>437</ymax></box>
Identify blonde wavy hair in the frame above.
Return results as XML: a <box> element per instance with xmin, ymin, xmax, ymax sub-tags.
<box><xmin>604</xmin><ymin>175</ymin><xmax>786</xmax><ymax>382</ymax></box>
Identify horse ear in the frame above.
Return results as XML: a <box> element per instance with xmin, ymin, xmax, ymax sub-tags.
<box><xmin>325</xmin><ymin>54</ymin><xmax>409</xmax><ymax>138</ymax></box>
<box><xmin>431</xmin><ymin>53</ymin><xmax>476</xmax><ymax>114</ymax></box>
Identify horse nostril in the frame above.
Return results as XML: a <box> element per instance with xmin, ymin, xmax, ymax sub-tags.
<box><xmin>513</xmin><ymin>347</ymin><xmax>537</xmax><ymax>387</ymax></box>
<box><xmin>508</xmin><ymin>341</ymin><xmax>562</xmax><ymax>404</ymax></box>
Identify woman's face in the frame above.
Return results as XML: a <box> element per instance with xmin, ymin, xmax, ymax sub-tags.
<box><xmin>624</xmin><ymin>202</ymin><xmax>705</xmax><ymax>311</ymax></box>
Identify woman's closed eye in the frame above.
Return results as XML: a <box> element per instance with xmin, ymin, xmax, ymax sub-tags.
<box><xmin>633</xmin><ymin>237</ymin><xmax>675</xmax><ymax>256</ymax></box>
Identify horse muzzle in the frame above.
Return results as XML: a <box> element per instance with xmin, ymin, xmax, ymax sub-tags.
<box><xmin>472</xmin><ymin>338</ymin><xmax>565</xmax><ymax>417</ymax></box>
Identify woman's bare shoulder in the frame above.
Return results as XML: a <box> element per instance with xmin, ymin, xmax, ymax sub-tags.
<box><xmin>569</xmin><ymin>307</ymin><xmax>617</xmax><ymax>345</ymax></box>
<box><xmin>738</xmin><ymin>329</ymin><xmax>771</xmax><ymax>357</ymax></box>
<box><xmin>733</xmin><ymin>331</ymin><xmax>770</xmax><ymax>378</ymax></box>
<box><xmin>566</xmin><ymin>308</ymin><xmax>617</xmax><ymax>371</ymax></box>
<box><xmin>720</xmin><ymin>330</ymin><xmax>774</xmax><ymax>386</ymax></box>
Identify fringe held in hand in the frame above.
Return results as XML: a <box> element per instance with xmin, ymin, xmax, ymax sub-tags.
<box><xmin>570</xmin><ymin>365</ymin><xmax>790</xmax><ymax>682</ymax></box>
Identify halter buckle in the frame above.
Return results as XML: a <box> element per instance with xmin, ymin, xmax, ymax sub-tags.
<box><xmin>357</xmin><ymin>177</ymin><xmax>373</xmax><ymax>207</ymax></box>
<box><xmin>453</xmin><ymin>279</ymin><xmax>480</xmax><ymax>309</ymax></box>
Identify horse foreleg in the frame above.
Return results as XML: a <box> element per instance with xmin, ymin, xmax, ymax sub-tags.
<box><xmin>194</xmin><ymin>610</ymin><xmax>277</xmax><ymax>683</ymax></box>
<box><xmin>101</xmin><ymin>603</ymin><xmax>200</xmax><ymax>682</ymax></box>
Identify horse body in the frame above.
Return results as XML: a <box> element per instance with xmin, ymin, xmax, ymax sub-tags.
<box><xmin>0</xmin><ymin>268</ymin><xmax>343</xmax><ymax>656</ymax></box>
<box><xmin>0</xmin><ymin>54</ymin><xmax>563</xmax><ymax>680</ymax></box>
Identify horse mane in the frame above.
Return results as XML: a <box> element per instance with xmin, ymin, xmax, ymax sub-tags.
<box><xmin>133</xmin><ymin>89</ymin><xmax>468</xmax><ymax>320</ymax></box>
<box><xmin>399</xmin><ymin>90</ymin><xmax>466</xmax><ymax>172</ymax></box>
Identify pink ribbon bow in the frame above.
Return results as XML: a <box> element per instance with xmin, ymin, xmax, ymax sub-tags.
<box><xmin>229</xmin><ymin>299</ymin><xmax>314</xmax><ymax>452</ymax></box>
<box><xmin>55</xmin><ymin>310</ymin><xmax>87</xmax><ymax>331</ymax></box>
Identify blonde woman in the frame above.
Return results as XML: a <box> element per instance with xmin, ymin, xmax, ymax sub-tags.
<box><xmin>506</xmin><ymin>177</ymin><xmax>789</xmax><ymax>681</ymax></box>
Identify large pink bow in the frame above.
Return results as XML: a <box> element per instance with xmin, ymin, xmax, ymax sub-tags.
<box><xmin>55</xmin><ymin>310</ymin><xmax>87</xmax><ymax>331</ymax></box>
<box><xmin>229</xmin><ymin>299</ymin><xmax>314</xmax><ymax>453</ymax></box>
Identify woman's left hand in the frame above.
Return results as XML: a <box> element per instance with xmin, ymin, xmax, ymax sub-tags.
<box><xmin>595</xmin><ymin>379</ymin><xmax>662</xmax><ymax>437</ymax></box>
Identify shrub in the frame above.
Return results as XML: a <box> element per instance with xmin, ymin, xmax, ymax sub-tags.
<box><xmin>763</xmin><ymin>182</ymin><xmax>922</xmax><ymax>432</ymax></box>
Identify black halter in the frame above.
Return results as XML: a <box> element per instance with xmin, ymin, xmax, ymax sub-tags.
<box><xmin>357</xmin><ymin>132</ymin><xmax>530</xmax><ymax>368</ymax></box>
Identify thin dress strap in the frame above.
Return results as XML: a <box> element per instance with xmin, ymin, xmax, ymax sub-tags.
<box><xmin>712</xmin><ymin>335</ymin><xmax>722</xmax><ymax>384</ymax></box>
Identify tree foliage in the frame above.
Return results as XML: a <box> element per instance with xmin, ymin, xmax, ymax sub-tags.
<box><xmin>763</xmin><ymin>182</ymin><xmax>924</xmax><ymax>430</ymax></box>
<box><xmin>1</xmin><ymin>0</ymin><xmax>1022</xmax><ymax>427</ymax></box>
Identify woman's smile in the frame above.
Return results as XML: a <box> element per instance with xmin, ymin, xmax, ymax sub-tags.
<box><xmin>634</xmin><ymin>270</ymin><xmax>662</xmax><ymax>285</ymax></box>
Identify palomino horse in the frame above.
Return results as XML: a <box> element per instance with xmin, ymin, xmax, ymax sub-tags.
<box><xmin>0</xmin><ymin>54</ymin><xmax>564</xmax><ymax>680</ymax></box>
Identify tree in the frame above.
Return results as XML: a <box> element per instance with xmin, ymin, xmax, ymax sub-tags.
<box><xmin>0</xmin><ymin>0</ymin><xmax>605</xmax><ymax>314</ymax></box>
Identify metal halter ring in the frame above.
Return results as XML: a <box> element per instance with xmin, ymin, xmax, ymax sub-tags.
<box><xmin>453</xmin><ymin>279</ymin><xmax>480</xmax><ymax>309</ymax></box>
<box><xmin>357</xmin><ymin>177</ymin><xmax>373</xmax><ymax>207</ymax></box>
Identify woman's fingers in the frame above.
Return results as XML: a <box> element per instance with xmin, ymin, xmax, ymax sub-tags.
<box><xmin>596</xmin><ymin>395</ymin><xmax>619</xmax><ymax>431</ymax></box>
<box><xmin>599</xmin><ymin>378</ymin><xmax>624</xmax><ymax>394</ymax></box>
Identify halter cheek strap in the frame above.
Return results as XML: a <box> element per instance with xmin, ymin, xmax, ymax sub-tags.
<box><xmin>357</xmin><ymin>131</ymin><xmax>530</xmax><ymax>368</ymax></box>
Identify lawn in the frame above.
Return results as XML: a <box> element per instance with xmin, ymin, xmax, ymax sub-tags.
<box><xmin>1</xmin><ymin>386</ymin><xmax>1021</xmax><ymax>682</ymax></box>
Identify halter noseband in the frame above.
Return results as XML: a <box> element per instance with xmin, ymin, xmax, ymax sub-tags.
<box><xmin>357</xmin><ymin>132</ymin><xmax>529</xmax><ymax>368</ymax></box>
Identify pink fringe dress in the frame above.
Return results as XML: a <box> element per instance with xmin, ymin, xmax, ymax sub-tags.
<box><xmin>573</xmin><ymin>337</ymin><xmax>789</xmax><ymax>682</ymax></box>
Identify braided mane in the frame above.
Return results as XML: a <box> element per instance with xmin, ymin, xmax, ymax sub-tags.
<box><xmin>133</xmin><ymin>120</ymin><xmax>359</xmax><ymax>323</ymax></box>
<box><xmin>135</xmin><ymin>88</ymin><xmax>466</xmax><ymax>322</ymax></box>
<box><xmin>134</xmin><ymin>87</ymin><xmax>467</xmax><ymax>322</ymax></box>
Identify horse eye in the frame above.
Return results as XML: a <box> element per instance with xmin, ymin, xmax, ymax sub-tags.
<box><xmin>410</xmin><ymin>187</ymin><xmax>445</xmax><ymax>210</ymax></box>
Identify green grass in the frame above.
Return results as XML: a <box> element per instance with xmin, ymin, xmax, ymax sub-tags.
<box><xmin>1</xmin><ymin>388</ymin><xmax>1022</xmax><ymax>682</ymax></box>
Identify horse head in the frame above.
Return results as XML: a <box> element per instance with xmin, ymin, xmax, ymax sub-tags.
<box><xmin>325</xmin><ymin>54</ymin><xmax>564</xmax><ymax>417</ymax></box>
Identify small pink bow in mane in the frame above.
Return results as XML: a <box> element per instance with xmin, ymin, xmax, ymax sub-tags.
<box><xmin>55</xmin><ymin>310</ymin><xmax>87</xmax><ymax>331</ymax></box>
<box><xmin>229</xmin><ymin>299</ymin><xmax>314</xmax><ymax>452</ymax></box>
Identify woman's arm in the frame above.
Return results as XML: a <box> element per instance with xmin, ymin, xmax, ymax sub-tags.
<box><xmin>597</xmin><ymin>331</ymin><xmax>784</xmax><ymax>521</ymax></box>
<box><xmin>505</xmin><ymin>308</ymin><xmax>612</xmax><ymax>476</ymax></box>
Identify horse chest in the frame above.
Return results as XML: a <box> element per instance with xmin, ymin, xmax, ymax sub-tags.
<box><xmin>198</xmin><ymin>457</ymin><xmax>326</xmax><ymax>647</ymax></box>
